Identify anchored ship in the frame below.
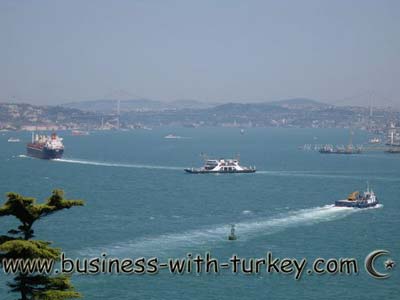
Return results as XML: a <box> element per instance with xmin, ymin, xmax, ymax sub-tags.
<box><xmin>185</xmin><ymin>157</ymin><xmax>256</xmax><ymax>174</ymax></box>
<box><xmin>335</xmin><ymin>184</ymin><xmax>378</xmax><ymax>208</ymax></box>
<box><xmin>27</xmin><ymin>133</ymin><xmax>64</xmax><ymax>159</ymax></box>
<box><xmin>319</xmin><ymin>144</ymin><xmax>362</xmax><ymax>154</ymax></box>
<box><xmin>320</xmin><ymin>129</ymin><xmax>362</xmax><ymax>154</ymax></box>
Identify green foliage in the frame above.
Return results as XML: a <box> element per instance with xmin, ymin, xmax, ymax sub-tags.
<box><xmin>0</xmin><ymin>190</ymin><xmax>84</xmax><ymax>300</ymax></box>
<box><xmin>0</xmin><ymin>240</ymin><xmax>60</xmax><ymax>260</ymax></box>
<box><xmin>31</xmin><ymin>275</ymin><xmax>81</xmax><ymax>300</ymax></box>
<box><xmin>0</xmin><ymin>235</ymin><xmax>15</xmax><ymax>244</ymax></box>
<box><xmin>34</xmin><ymin>290</ymin><xmax>81</xmax><ymax>300</ymax></box>
<box><xmin>0</xmin><ymin>190</ymin><xmax>83</xmax><ymax>240</ymax></box>
<box><xmin>7</xmin><ymin>275</ymin><xmax>82</xmax><ymax>299</ymax></box>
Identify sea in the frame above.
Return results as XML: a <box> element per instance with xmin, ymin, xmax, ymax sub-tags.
<box><xmin>0</xmin><ymin>128</ymin><xmax>399</xmax><ymax>299</ymax></box>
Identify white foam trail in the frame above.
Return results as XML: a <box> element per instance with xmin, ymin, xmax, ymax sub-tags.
<box><xmin>53</xmin><ymin>158</ymin><xmax>182</xmax><ymax>171</ymax></box>
<box><xmin>16</xmin><ymin>155</ymin><xmax>399</xmax><ymax>181</ymax></box>
<box><xmin>81</xmin><ymin>204</ymin><xmax>380</xmax><ymax>257</ymax></box>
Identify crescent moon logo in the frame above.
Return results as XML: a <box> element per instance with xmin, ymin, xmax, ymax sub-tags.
<box><xmin>365</xmin><ymin>250</ymin><xmax>391</xmax><ymax>279</ymax></box>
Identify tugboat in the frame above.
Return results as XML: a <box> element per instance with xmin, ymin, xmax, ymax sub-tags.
<box><xmin>26</xmin><ymin>133</ymin><xmax>64</xmax><ymax>159</ymax></box>
<box><xmin>228</xmin><ymin>224</ymin><xmax>237</xmax><ymax>241</ymax></box>
<box><xmin>335</xmin><ymin>184</ymin><xmax>379</xmax><ymax>208</ymax></box>
<box><xmin>184</xmin><ymin>157</ymin><xmax>256</xmax><ymax>174</ymax></box>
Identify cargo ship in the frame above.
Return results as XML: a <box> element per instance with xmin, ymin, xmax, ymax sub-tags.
<box><xmin>335</xmin><ymin>184</ymin><xmax>378</xmax><ymax>208</ymax></box>
<box><xmin>26</xmin><ymin>133</ymin><xmax>64</xmax><ymax>159</ymax></box>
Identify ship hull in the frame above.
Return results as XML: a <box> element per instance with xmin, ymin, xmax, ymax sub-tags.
<box><xmin>184</xmin><ymin>168</ymin><xmax>256</xmax><ymax>174</ymax></box>
<box><xmin>27</xmin><ymin>145</ymin><xmax>63</xmax><ymax>160</ymax></box>
<box><xmin>386</xmin><ymin>149</ymin><xmax>400</xmax><ymax>153</ymax></box>
<box><xmin>320</xmin><ymin>150</ymin><xmax>362</xmax><ymax>154</ymax></box>
<box><xmin>335</xmin><ymin>200</ymin><xmax>378</xmax><ymax>208</ymax></box>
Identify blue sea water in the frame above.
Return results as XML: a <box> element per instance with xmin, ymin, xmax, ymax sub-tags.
<box><xmin>0</xmin><ymin>128</ymin><xmax>399</xmax><ymax>299</ymax></box>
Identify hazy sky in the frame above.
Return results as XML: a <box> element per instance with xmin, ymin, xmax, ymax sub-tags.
<box><xmin>0</xmin><ymin>0</ymin><xmax>399</xmax><ymax>106</ymax></box>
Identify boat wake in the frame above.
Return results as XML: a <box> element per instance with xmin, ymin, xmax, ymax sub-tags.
<box><xmin>81</xmin><ymin>204</ymin><xmax>381</xmax><ymax>257</ymax></box>
<box><xmin>53</xmin><ymin>158</ymin><xmax>183</xmax><ymax>171</ymax></box>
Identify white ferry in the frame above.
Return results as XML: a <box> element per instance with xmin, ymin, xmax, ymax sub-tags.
<box><xmin>185</xmin><ymin>158</ymin><xmax>256</xmax><ymax>174</ymax></box>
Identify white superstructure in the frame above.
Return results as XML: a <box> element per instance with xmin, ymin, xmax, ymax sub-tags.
<box><xmin>31</xmin><ymin>133</ymin><xmax>64</xmax><ymax>151</ymax></box>
<box><xmin>185</xmin><ymin>158</ymin><xmax>256</xmax><ymax>173</ymax></box>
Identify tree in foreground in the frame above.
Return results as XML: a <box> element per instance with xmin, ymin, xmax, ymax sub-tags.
<box><xmin>0</xmin><ymin>190</ymin><xmax>84</xmax><ymax>300</ymax></box>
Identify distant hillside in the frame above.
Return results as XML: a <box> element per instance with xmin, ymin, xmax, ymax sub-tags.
<box><xmin>212</xmin><ymin>102</ymin><xmax>289</xmax><ymax>114</ymax></box>
<box><xmin>0</xmin><ymin>102</ymin><xmax>99</xmax><ymax>129</ymax></box>
<box><xmin>61</xmin><ymin>97</ymin><xmax>329</xmax><ymax>113</ymax></box>
<box><xmin>2</xmin><ymin>98</ymin><xmax>396</xmax><ymax>131</ymax></box>
<box><xmin>61</xmin><ymin>99</ymin><xmax>216</xmax><ymax>112</ymax></box>
<box><xmin>210</xmin><ymin>98</ymin><xmax>328</xmax><ymax>114</ymax></box>
<box><xmin>268</xmin><ymin>98</ymin><xmax>329</xmax><ymax>108</ymax></box>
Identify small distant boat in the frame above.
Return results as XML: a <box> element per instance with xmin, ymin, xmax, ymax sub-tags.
<box><xmin>240</xmin><ymin>129</ymin><xmax>245</xmax><ymax>135</ymax></box>
<box><xmin>228</xmin><ymin>224</ymin><xmax>237</xmax><ymax>241</ymax></box>
<box><xmin>335</xmin><ymin>184</ymin><xmax>379</xmax><ymax>208</ymax></box>
<box><xmin>7</xmin><ymin>137</ymin><xmax>20</xmax><ymax>143</ymax></box>
<box><xmin>185</xmin><ymin>157</ymin><xmax>256</xmax><ymax>174</ymax></box>
<box><xmin>164</xmin><ymin>134</ymin><xmax>182</xmax><ymax>139</ymax></box>
<box><xmin>71</xmin><ymin>130</ymin><xmax>89</xmax><ymax>136</ymax></box>
<box><xmin>369</xmin><ymin>137</ymin><xmax>381</xmax><ymax>144</ymax></box>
